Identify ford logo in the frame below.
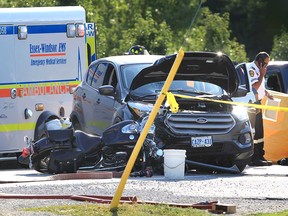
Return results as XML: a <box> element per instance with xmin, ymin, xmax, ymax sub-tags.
<box><xmin>196</xmin><ymin>117</ymin><xmax>208</xmax><ymax>124</ymax></box>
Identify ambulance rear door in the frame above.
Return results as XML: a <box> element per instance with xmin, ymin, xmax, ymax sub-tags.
<box><xmin>0</xmin><ymin>24</ymin><xmax>20</xmax><ymax>158</ymax></box>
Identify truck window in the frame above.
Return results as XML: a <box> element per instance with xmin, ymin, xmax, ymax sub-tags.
<box><xmin>266</xmin><ymin>74</ymin><xmax>282</xmax><ymax>92</ymax></box>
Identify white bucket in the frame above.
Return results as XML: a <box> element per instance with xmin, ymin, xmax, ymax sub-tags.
<box><xmin>163</xmin><ymin>149</ymin><xmax>186</xmax><ymax>180</ymax></box>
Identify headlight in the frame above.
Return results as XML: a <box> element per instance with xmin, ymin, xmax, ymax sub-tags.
<box><xmin>232</xmin><ymin>105</ymin><xmax>249</xmax><ymax>121</ymax></box>
<box><xmin>121</xmin><ymin>117</ymin><xmax>155</xmax><ymax>135</ymax></box>
<box><xmin>121</xmin><ymin>122</ymin><xmax>139</xmax><ymax>134</ymax></box>
<box><xmin>128</xmin><ymin>101</ymin><xmax>154</xmax><ymax>117</ymax></box>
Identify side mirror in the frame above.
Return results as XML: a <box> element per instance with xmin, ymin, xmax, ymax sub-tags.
<box><xmin>232</xmin><ymin>85</ymin><xmax>248</xmax><ymax>97</ymax></box>
<box><xmin>99</xmin><ymin>85</ymin><xmax>115</xmax><ymax>96</ymax></box>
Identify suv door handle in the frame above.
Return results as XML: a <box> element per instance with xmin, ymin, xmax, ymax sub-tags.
<box><xmin>96</xmin><ymin>98</ymin><xmax>100</xmax><ymax>104</ymax></box>
<box><xmin>82</xmin><ymin>93</ymin><xmax>86</xmax><ymax>99</ymax></box>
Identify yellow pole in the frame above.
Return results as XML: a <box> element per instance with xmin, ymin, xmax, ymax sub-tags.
<box><xmin>110</xmin><ymin>48</ymin><xmax>184</xmax><ymax>210</ymax></box>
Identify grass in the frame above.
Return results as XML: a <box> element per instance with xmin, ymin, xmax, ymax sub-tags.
<box><xmin>24</xmin><ymin>203</ymin><xmax>209</xmax><ymax>216</ymax></box>
<box><xmin>23</xmin><ymin>203</ymin><xmax>288</xmax><ymax>216</ymax></box>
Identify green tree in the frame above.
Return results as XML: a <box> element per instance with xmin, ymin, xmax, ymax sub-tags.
<box><xmin>205</xmin><ymin>0</ymin><xmax>288</xmax><ymax>60</ymax></box>
<box><xmin>271</xmin><ymin>31</ymin><xmax>288</xmax><ymax>60</ymax></box>
<box><xmin>0</xmin><ymin>0</ymin><xmax>57</xmax><ymax>7</ymax></box>
<box><xmin>78</xmin><ymin>0</ymin><xmax>174</xmax><ymax>57</ymax></box>
<box><xmin>184</xmin><ymin>8</ymin><xmax>247</xmax><ymax>62</ymax></box>
<box><xmin>117</xmin><ymin>13</ymin><xmax>173</xmax><ymax>55</ymax></box>
<box><xmin>1</xmin><ymin>0</ymin><xmax>247</xmax><ymax>61</ymax></box>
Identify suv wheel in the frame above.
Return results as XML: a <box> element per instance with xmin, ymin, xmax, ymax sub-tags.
<box><xmin>235</xmin><ymin>164</ymin><xmax>247</xmax><ymax>172</ymax></box>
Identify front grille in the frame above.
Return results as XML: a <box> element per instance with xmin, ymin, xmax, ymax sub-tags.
<box><xmin>165</xmin><ymin>112</ymin><xmax>235</xmax><ymax>135</ymax></box>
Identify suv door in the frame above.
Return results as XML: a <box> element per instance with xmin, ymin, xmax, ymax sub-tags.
<box><xmin>234</xmin><ymin>63</ymin><xmax>256</xmax><ymax>103</ymax></box>
<box><xmin>235</xmin><ymin>63</ymin><xmax>257</xmax><ymax>134</ymax></box>
<box><xmin>80</xmin><ymin>63</ymin><xmax>107</xmax><ymax>134</ymax></box>
<box><xmin>83</xmin><ymin>61</ymin><xmax>122</xmax><ymax>135</ymax></box>
<box><xmin>92</xmin><ymin>62</ymin><xmax>119</xmax><ymax>135</ymax></box>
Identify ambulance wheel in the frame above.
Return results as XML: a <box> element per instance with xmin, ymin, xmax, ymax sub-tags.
<box><xmin>72</xmin><ymin>119</ymin><xmax>82</xmax><ymax>131</ymax></box>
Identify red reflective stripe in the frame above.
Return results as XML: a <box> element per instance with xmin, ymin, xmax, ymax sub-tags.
<box><xmin>0</xmin><ymin>89</ymin><xmax>11</xmax><ymax>98</ymax></box>
<box><xmin>0</xmin><ymin>84</ymin><xmax>78</xmax><ymax>98</ymax></box>
<box><xmin>30</xmin><ymin>53</ymin><xmax>66</xmax><ymax>57</ymax></box>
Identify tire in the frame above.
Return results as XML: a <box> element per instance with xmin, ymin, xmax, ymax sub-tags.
<box><xmin>232</xmin><ymin>157</ymin><xmax>251</xmax><ymax>173</ymax></box>
<box><xmin>72</xmin><ymin>119</ymin><xmax>82</xmax><ymax>131</ymax></box>
<box><xmin>235</xmin><ymin>164</ymin><xmax>247</xmax><ymax>173</ymax></box>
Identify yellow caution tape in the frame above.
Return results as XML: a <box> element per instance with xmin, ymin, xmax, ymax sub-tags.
<box><xmin>110</xmin><ymin>48</ymin><xmax>185</xmax><ymax>210</ymax></box>
<box><xmin>164</xmin><ymin>92</ymin><xmax>288</xmax><ymax>112</ymax></box>
<box><xmin>166</xmin><ymin>92</ymin><xmax>179</xmax><ymax>113</ymax></box>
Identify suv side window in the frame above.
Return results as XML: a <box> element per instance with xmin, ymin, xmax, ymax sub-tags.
<box><xmin>91</xmin><ymin>63</ymin><xmax>108</xmax><ymax>89</ymax></box>
<box><xmin>103</xmin><ymin>63</ymin><xmax>118</xmax><ymax>89</ymax></box>
<box><xmin>86</xmin><ymin>64</ymin><xmax>97</xmax><ymax>85</ymax></box>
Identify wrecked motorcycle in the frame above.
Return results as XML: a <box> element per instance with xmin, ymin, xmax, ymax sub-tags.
<box><xmin>18</xmin><ymin>117</ymin><xmax>163</xmax><ymax>176</ymax></box>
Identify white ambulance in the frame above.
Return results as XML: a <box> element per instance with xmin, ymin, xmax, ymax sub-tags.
<box><xmin>0</xmin><ymin>6</ymin><xmax>96</xmax><ymax>162</ymax></box>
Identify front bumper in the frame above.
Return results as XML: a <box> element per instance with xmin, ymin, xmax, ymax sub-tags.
<box><xmin>156</xmin><ymin>116</ymin><xmax>254</xmax><ymax>163</ymax></box>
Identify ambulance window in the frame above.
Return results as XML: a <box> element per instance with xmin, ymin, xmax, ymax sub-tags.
<box><xmin>91</xmin><ymin>63</ymin><xmax>108</xmax><ymax>89</ymax></box>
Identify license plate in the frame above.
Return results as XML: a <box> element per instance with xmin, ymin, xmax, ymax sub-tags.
<box><xmin>191</xmin><ymin>136</ymin><xmax>213</xmax><ymax>147</ymax></box>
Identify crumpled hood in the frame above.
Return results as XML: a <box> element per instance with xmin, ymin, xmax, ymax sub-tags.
<box><xmin>130</xmin><ymin>51</ymin><xmax>239</xmax><ymax>95</ymax></box>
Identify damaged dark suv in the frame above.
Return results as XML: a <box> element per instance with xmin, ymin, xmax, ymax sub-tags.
<box><xmin>71</xmin><ymin>52</ymin><xmax>254</xmax><ymax>172</ymax></box>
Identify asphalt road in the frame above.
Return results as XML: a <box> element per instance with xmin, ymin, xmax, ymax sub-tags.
<box><xmin>0</xmin><ymin>162</ymin><xmax>288</xmax><ymax>215</ymax></box>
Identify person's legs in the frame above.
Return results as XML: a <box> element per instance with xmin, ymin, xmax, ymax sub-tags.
<box><xmin>249</xmin><ymin>110</ymin><xmax>272</xmax><ymax>166</ymax></box>
<box><xmin>253</xmin><ymin>110</ymin><xmax>264</xmax><ymax>159</ymax></box>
